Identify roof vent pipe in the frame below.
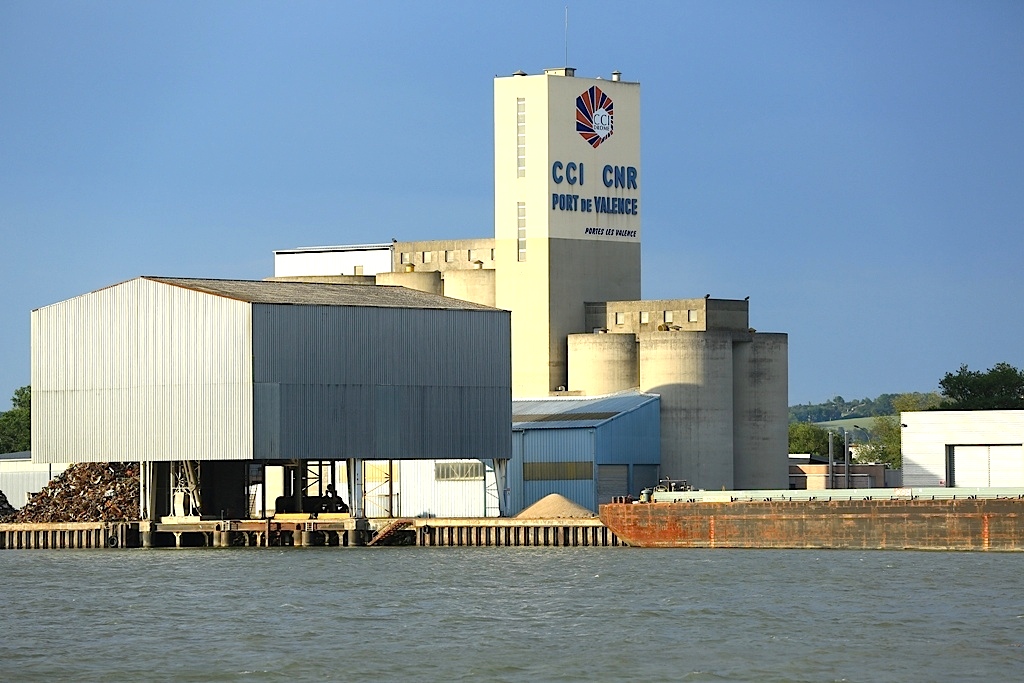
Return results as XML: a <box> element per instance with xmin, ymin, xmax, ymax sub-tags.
<box><xmin>611</xmin><ymin>70</ymin><xmax>621</xmax><ymax>82</ymax></box>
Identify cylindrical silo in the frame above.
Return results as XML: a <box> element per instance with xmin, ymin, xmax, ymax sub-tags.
<box><xmin>639</xmin><ymin>330</ymin><xmax>735</xmax><ymax>490</ymax></box>
<box><xmin>442</xmin><ymin>269</ymin><xmax>496</xmax><ymax>307</ymax></box>
<box><xmin>733</xmin><ymin>333</ymin><xmax>789</xmax><ymax>490</ymax></box>
<box><xmin>568</xmin><ymin>333</ymin><xmax>639</xmax><ymax>395</ymax></box>
<box><xmin>375</xmin><ymin>271</ymin><xmax>443</xmax><ymax>295</ymax></box>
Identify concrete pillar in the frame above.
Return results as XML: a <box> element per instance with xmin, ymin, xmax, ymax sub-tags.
<box><xmin>348</xmin><ymin>459</ymin><xmax>365</xmax><ymax>518</ymax></box>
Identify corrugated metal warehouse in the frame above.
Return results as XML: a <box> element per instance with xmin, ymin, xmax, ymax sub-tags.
<box><xmin>31</xmin><ymin>276</ymin><xmax>511</xmax><ymax>520</ymax></box>
<box><xmin>506</xmin><ymin>391</ymin><xmax>661</xmax><ymax>513</ymax></box>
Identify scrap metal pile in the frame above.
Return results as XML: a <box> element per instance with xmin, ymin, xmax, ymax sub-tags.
<box><xmin>1</xmin><ymin>463</ymin><xmax>139</xmax><ymax>523</ymax></box>
<box><xmin>0</xmin><ymin>489</ymin><xmax>15</xmax><ymax>519</ymax></box>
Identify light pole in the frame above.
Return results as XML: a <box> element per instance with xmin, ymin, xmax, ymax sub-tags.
<box><xmin>851</xmin><ymin>424</ymin><xmax>867</xmax><ymax>489</ymax></box>
<box><xmin>828</xmin><ymin>431</ymin><xmax>835</xmax><ymax>489</ymax></box>
<box><xmin>843</xmin><ymin>429</ymin><xmax>851</xmax><ymax>489</ymax></box>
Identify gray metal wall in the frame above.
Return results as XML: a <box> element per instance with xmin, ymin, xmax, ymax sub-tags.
<box><xmin>31</xmin><ymin>278</ymin><xmax>254</xmax><ymax>463</ymax></box>
<box><xmin>251</xmin><ymin>304</ymin><xmax>511</xmax><ymax>461</ymax></box>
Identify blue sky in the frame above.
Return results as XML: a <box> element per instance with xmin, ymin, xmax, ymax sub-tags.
<box><xmin>2</xmin><ymin>1</ymin><xmax>1022</xmax><ymax>407</ymax></box>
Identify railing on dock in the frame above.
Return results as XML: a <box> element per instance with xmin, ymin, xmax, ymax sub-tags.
<box><xmin>410</xmin><ymin>518</ymin><xmax>622</xmax><ymax>547</ymax></box>
<box><xmin>0</xmin><ymin>522</ymin><xmax>137</xmax><ymax>550</ymax></box>
<box><xmin>0</xmin><ymin>517</ymin><xmax>623</xmax><ymax>549</ymax></box>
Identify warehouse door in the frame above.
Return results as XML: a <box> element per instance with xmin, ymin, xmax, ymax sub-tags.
<box><xmin>597</xmin><ymin>465</ymin><xmax>629</xmax><ymax>504</ymax></box>
<box><xmin>951</xmin><ymin>445</ymin><xmax>1024</xmax><ymax>487</ymax></box>
<box><xmin>632</xmin><ymin>465</ymin><xmax>660</xmax><ymax>495</ymax></box>
<box><xmin>989</xmin><ymin>446</ymin><xmax>1024</xmax><ymax>486</ymax></box>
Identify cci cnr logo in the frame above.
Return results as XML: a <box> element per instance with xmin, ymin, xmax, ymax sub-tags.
<box><xmin>576</xmin><ymin>86</ymin><xmax>613</xmax><ymax>148</ymax></box>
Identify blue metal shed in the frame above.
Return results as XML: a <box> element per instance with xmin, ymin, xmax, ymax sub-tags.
<box><xmin>508</xmin><ymin>391</ymin><xmax>661</xmax><ymax>513</ymax></box>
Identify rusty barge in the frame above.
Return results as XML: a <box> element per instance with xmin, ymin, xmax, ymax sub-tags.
<box><xmin>599</xmin><ymin>487</ymin><xmax>1024</xmax><ymax>551</ymax></box>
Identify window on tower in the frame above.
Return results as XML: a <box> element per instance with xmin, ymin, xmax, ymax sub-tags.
<box><xmin>517</xmin><ymin>202</ymin><xmax>527</xmax><ymax>262</ymax></box>
<box><xmin>516</xmin><ymin>98</ymin><xmax>526</xmax><ymax>177</ymax></box>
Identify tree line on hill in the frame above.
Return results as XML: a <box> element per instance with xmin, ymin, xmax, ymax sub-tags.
<box><xmin>789</xmin><ymin>362</ymin><xmax>1024</xmax><ymax>469</ymax></box>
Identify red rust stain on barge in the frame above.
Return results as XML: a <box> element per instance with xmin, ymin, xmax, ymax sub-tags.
<box><xmin>599</xmin><ymin>498</ymin><xmax>1024</xmax><ymax>551</ymax></box>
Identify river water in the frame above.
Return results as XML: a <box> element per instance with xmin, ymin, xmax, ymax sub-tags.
<box><xmin>2</xmin><ymin>547</ymin><xmax>1022</xmax><ymax>681</ymax></box>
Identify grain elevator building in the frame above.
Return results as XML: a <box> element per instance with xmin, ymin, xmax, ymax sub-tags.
<box><xmin>274</xmin><ymin>67</ymin><xmax>789</xmax><ymax>492</ymax></box>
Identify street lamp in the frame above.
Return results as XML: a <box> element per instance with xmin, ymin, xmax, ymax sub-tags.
<box><xmin>843</xmin><ymin>428</ymin><xmax>852</xmax><ymax>489</ymax></box>
<box><xmin>850</xmin><ymin>424</ymin><xmax>867</xmax><ymax>488</ymax></box>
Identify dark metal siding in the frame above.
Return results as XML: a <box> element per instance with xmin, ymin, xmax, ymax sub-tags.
<box><xmin>251</xmin><ymin>305</ymin><xmax>511</xmax><ymax>461</ymax></box>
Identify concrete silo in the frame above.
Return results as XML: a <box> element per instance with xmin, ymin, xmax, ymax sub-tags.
<box><xmin>639</xmin><ymin>330</ymin><xmax>736</xmax><ymax>490</ymax></box>
<box><xmin>568</xmin><ymin>333</ymin><xmax>639</xmax><ymax>395</ymax></box>
<box><xmin>732</xmin><ymin>334</ymin><xmax>789</xmax><ymax>489</ymax></box>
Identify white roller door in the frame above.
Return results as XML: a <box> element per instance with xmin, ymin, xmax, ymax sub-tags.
<box><xmin>989</xmin><ymin>445</ymin><xmax>1024</xmax><ymax>486</ymax></box>
<box><xmin>951</xmin><ymin>445</ymin><xmax>1024</xmax><ymax>487</ymax></box>
<box><xmin>952</xmin><ymin>446</ymin><xmax>990</xmax><ymax>487</ymax></box>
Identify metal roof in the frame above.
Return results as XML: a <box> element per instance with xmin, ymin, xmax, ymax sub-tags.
<box><xmin>142</xmin><ymin>277</ymin><xmax>496</xmax><ymax>311</ymax></box>
<box><xmin>512</xmin><ymin>391</ymin><xmax>659</xmax><ymax>430</ymax></box>
<box><xmin>0</xmin><ymin>451</ymin><xmax>31</xmax><ymax>461</ymax></box>
<box><xmin>273</xmin><ymin>243</ymin><xmax>392</xmax><ymax>254</ymax></box>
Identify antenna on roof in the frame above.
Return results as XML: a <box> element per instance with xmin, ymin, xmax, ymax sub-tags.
<box><xmin>564</xmin><ymin>6</ymin><xmax>569</xmax><ymax>67</ymax></box>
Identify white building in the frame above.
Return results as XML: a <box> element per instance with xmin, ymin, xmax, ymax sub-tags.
<box><xmin>902</xmin><ymin>410</ymin><xmax>1024</xmax><ymax>487</ymax></box>
<box><xmin>0</xmin><ymin>452</ymin><xmax>66</xmax><ymax>509</ymax></box>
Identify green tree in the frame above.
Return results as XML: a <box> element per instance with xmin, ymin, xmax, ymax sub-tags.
<box><xmin>0</xmin><ymin>386</ymin><xmax>31</xmax><ymax>454</ymax></box>
<box><xmin>789</xmin><ymin>422</ymin><xmax>842</xmax><ymax>457</ymax></box>
<box><xmin>855</xmin><ymin>393</ymin><xmax>942</xmax><ymax>468</ymax></box>
<box><xmin>938</xmin><ymin>362</ymin><xmax>1024</xmax><ymax>410</ymax></box>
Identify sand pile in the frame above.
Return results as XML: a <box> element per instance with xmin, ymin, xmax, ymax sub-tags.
<box><xmin>515</xmin><ymin>493</ymin><xmax>595</xmax><ymax>519</ymax></box>
<box><xmin>7</xmin><ymin>462</ymin><xmax>139</xmax><ymax>523</ymax></box>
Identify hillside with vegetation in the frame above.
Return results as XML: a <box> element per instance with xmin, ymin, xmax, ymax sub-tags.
<box><xmin>789</xmin><ymin>393</ymin><xmax>926</xmax><ymax>423</ymax></box>
<box><xmin>789</xmin><ymin>361</ymin><xmax>1024</xmax><ymax>468</ymax></box>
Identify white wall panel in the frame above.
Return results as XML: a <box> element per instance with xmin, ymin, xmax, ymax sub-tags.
<box><xmin>394</xmin><ymin>459</ymin><xmax>496</xmax><ymax>518</ymax></box>
<box><xmin>952</xmin><ymin>446</ymin><xmax>990</xmax><ymax>487</ymax></box>
<box><xmin>274</xmin><ymin>247</ymin><xmax>392</xmax><ymax>277</ymax></box>
<box><xmin>902</xmin><ymin>411</ymin><xmax>1024</xmax><ymax>487</ymax></box>
<box><xmin>32</xmin><ymin>278</ymin><xmax>253</xmax><ymax>463</ymax></box>
<box><xmin>990</xmin><ymin>445</ymin><xmax>1024</xmax><ymax>486</ymax></box>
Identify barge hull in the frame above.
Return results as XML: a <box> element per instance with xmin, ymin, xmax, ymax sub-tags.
<box><xmin>599</xmin><ymin>498</ymin><xmax>1024</xmax><ymax>551</ymax></box>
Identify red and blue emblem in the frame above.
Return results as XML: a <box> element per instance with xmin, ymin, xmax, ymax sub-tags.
<box><xmin>576</xmin><ymin>86</ymin><xmax>614</xmax><ymax>148</ymax></box>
